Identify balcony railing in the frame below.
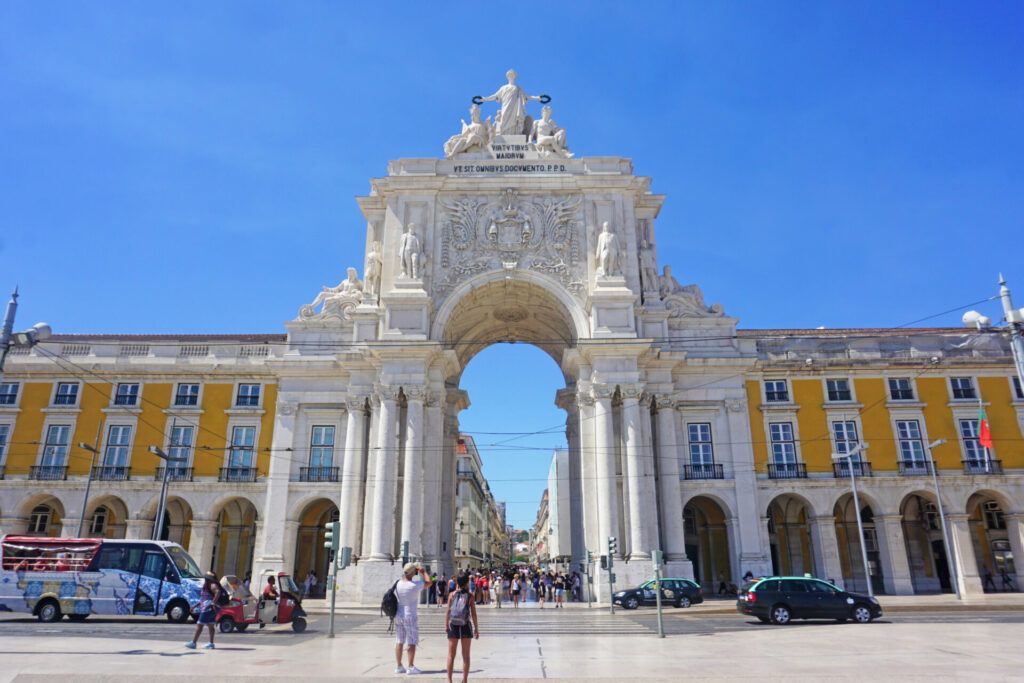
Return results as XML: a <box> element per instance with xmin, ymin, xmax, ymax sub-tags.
<box><xmin>155</xmin><ymin>466</ymin><xmax>194</xmax><ymax>482</ymax></box>
<box><xmin>898</xmin><ymin>460</ymin><xmax>932</xmax><ymax>476</ymax></box>
<box><xmin>92</xmin><ymin>465</ymin><xmax>130</xmax><ymax>481</ymax></box>
<box><xmin>832</xmin><ymin>461</ymin><xmax>872</xmax><ymax>478</ymax></box>
<box><xmin>683</xmin><ymin>463</ymin><xmax>724</xmax><ymax>480</ymax></box>
<box><xmin>30</xmin><ymin>465</ymin><xmax>68</xmax><ymax>480</ymax></box>
<box><xmin>963</xmin><ymin>459</ymin><xmax>1003</xmax><ymax>475</ymax></box>
<box><xmin>767</xmin><ymin>463</ymin><xmax>807</xmax><ymax>479</ymax></box>
<box><xmin>219</xmin><ymin>467</ymin><xmax>257</xmax><ymax>482</ymax></box>
<box><xmin>297</xmin><ymin>466</ymin><xmax>340</xmax><ymax>482</ymax></box>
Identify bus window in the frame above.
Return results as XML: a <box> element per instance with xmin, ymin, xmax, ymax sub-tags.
<box><xmin>165</xmin><ymin>546</ymin><xmax>202</xmax><ymax>580</ymax></box>
<box><xmin>93</xmin><ymin>545</ymin><xmax>144</xmax><ymax>573</ymax></box>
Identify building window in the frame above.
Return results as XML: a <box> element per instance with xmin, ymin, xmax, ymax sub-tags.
<box><xmin>113</xmin><ymin>383</ymin><xmax>140</xmax><ymax>406</ymax></box>
<box><xmin>826</xmin><ymin>379</ymin><xmax>852</xmax><ymax>402</ymax></box>
<box><xmin>888</xmin><ymin>377</ymin><xmax>915</xmax><ymax>401</ymax></box>
<box><xmin>0</xmin><ymin>382</ymin><xmax>18</xmax><ymax>405</ymax></box>
<box><xmin>174</xmin><ymin>383</ymin><xmax>200</xmax><ymax>407</ymax></box>
<box><xmin>896</xmin><ymin>420</ymin><xmax>926</xmax><ymax>463</ymax></box>
<box><xmin>959</xmin><ymin>419</ymin><xmax>984</xmax><ymax>461</ymax></box>
<box><xmin>1013</xmin><ymin>377</ymin><xmax>1023</xmax><ymax>400</ymax></box>
<box><xmin>764</xmin><ymin>380</ymin><xmax>789</xmax><ymax>403</ymax></box>
<box><xmin>768</xmin><ymin>422</ymin><xmax>796</xmax><ymax>463</ymax></box>
<box><xmin>832</xmin><ymin>421</ymin><xmax>861</xmax><ymax>458</ymax></box>
<box><xmin>90</xmin><ymin>506</ymin><xmax>109</xmax><ymax>535</ymax></box>
<box><xmin>41</xmin><ymin>425</ymin><xmax>71</xmax><ymax>466</ymax></box>
<box><xmin>922</xmin><ymin>501</ymin><xmax>941</xmax><ymax>531</ymax></box>
<box><xmin>983</xmin><ymin>501</ymin><xmax>1006</xmax><ymax>530</ymax></box>
<box><xmin>53</xmin><ymin>382</ymin><xmax>79</xmax><ymax>406</ymax></box>
<box><xmin>687</xmin><ymin>423</ymin><xmax>714</xmax><ymax>464</ymax></box>
<box><xmin>168</xmin><ymin>425</ymin><xmax>194</xmax><ymax>464</ymax></box>
<box><xmin>103</xmin><ymin>425</ymin><xmax>132</xmax><ymax>466</ymax></box>
<box><xmin>236</xmin><ymin>384</ymin><xmax>260</xmax><ymax>407</ymax></box>
<box><xmin>309</xmin><ymin>425</ymin><xmax>335</xmax><ymax>468</ymax></box>
<box><xmin>28</xmin><ymin>505</ymin><xmax>52</xmax><ymax>535</ymax></box>
<box><xmin>0</xmin><ymin>423</ymin><xmax>9</xmax><ymax>462</ymax></box>
<box><xmin>950</xmin><ymin>377</ymin><xmax>976</xmax><ymax>400</ymax></box>
<box><xmin>229</xmin><ymin>426</ymin><xmax>256</xmax><ymax>468</ymax></box>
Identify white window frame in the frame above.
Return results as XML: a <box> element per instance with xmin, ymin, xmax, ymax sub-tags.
<box><xmin>225</xmin><ymin>420</ymin><xmax>260</xmax><ymax>470</ymax></box>
<box><xmin>1011</xmin><ymin>376</ymin><xmax>1024</xmax><ymax>402</ymax></box>
<box><xmin>52</xmin><ymin>381</ymin><xmax>81</xmax><ymax>407</ymax></box>
<box><xmin>686</xmin><ymin>422</ymin><xmax>715</xmax><ymax>465</ymax></box>
<box><xmin>28</xmin><ymin>505</ymin><xmax>52</xmax><ymax>535</ymax></box>
<box><xmin>894</xmin><ymin>418</ymin><xmax>927</xmax><ymax>464</ymax></box>
<box><xmin>957</xmin><ymin>417</ymin><xmax>986</xmax><ymax>462</ymax></box>
<box><xmin>112</xmin><ymin>382</ymin><xmax>141</xmax><ymax>407</ymax></box>
<box><xmin>763</xmin><ymin>379</ymin><xmax>791</xmax><ymax>403</ymax></box>
<box><xmin>768</xmin><ymin>421</ymin><xmax>798</xmax><ymax>465</ymax></box>
<box><xmin>824</xmin><ymin>377</ymin><xmax>855</xmax><ymax>403</ymax></box>
<box><xmin>887</xmin><ymin>376</ymin><xmax>916</xmax><ymax>402</ymax></box>
<box><xmin>90</xmin><ymin>506</ymin><xmax>109</xmax><ymax>535</ymax></box>
<box><xmin>101</xmin><ymin>423</ymin><xmax>134</xmax><ymax>467</ymax></box>
<box><xmin>949</xmin><ymin>376</ymin><xmax>978</xmax><ymax>402</ymax></box>
<box><xmin>234</xmin><ymin>383</ymin><xmax>262</xmax><ymax>408</ymax></box>
<box><xmin>38</xmin><ymin>421</ymin><xmax>73</xmax><ymax>467</ymax></box>
<box><xmin>165</xmin><ymin>423</ymin><xmax>196</xmax><ymax>468</ymax></box>
<box><xmin>0</xmin><ymin>422</ymin><xmax>11</xmax><ymax>465</ymax></box>
<box><xmin>173</xmin><ymin>383</ymin><xmax>202</xmax><ymax>407</ymax></box>
<box><xmin>831</xmin><ymin>419</ymin><xmax>863</xmax><ymax>460</ymax></box>
<box><xmin>0</xmin><ymin>382</ymin><xmax>19</xmax><ymax>407</ymax></box>
<box><xmin>309</xmin><ymin>424</ymin><xmax>336</xmax><ymax>469</ymax></box>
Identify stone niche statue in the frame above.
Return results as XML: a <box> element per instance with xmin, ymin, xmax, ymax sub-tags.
<box><xmin>529</xmin><ymin>105</ymin><xmax>572</xmax><ymax>158</ymax></box>
<box><xmin>639</xmin><ymin>239</ymin><xmax>659</xmax><ymax>293</ymax></box>
<box><xmin>595</xmin><ymin>221</ymin><xmax>621</xmax><ymax>278</ymax></box>
<box><xmin>480</xmin><ymin>69</ymin><xmax>543</xmax><ymax>136</ymax></box>
<box><xmin>364</xmin><ymin>240</ymin><xmax>382</xmax><ymax>299</ymax></box>
<box><xmin>443</xmin><ymin>104</ymin><xmax>494</xmax><ymax>158</ymax></box>
<box><xmin>400</xmin><ymin>223</ymin><xmax>423</xmax><ymax>280</ymax></box>
<box><xmin>298</xmin><ymin>267</ymin><xmax>364</xmax><ymax>320</ymax></box>
<box><xmin>659</xmin><ymin>265</ymin><xmax>725</xmax><ymax>318</ymax></box>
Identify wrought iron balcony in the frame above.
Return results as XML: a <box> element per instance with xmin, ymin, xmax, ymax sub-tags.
<box><xmin>683</xmin><ymin>463</ymin><xmax>724</xmax><ymax>480</ymax></box>
<box><xmin>155</xmin><ymin>466</ymin><xmax>194</xmax><ymax>482</ymax></box>
<box><xmin>92</xmin><ymin>465</ymin><xmax>130</xmax><ymax>481</ymax></box>
<box><xmin>898</xmin><ymin>460</ymin><xmax>932</xmax><ymax>476</ymax></box>
<box><xmin>297</xmin><ymin>466</ymin><xmax>340</xmax><ymax>482</ymax></box>
<box><xmin>30</xmin><ymin>465</ymin><xmax>68</xmax><ymax>480</ymax></box>
<box><xmin>832</xmin><ymin>461</ymin><xmax>872</xmax><ymax>478</ymax></box>
<box><xmin>219</xmin><ymin>467</ymin><xmax>257</xmax><ymax>482</ymax></box>
<box><xmin>963</xmin><ymin>459</ymin><xmax>1003</xmax><ymax>475</ymax></box>
<box><xmin>767</xmin><ymin>463</ymin><xmax>807</xmax><ymax>479</ymax></box>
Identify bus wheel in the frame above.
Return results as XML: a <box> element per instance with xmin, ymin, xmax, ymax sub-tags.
<box><xmin>166</xmin><ymin>601</ymin><xmax>190</xmax><ymax>624</ymax></box>
<box><xmin>37</xmin><ymin>599</ymin><xmax>62</xmax><ymax>623</ymax></box>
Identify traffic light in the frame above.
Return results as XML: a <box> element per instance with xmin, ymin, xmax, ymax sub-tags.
<box><xmin>608</xmin><ymin>536</ymin><xmax>617</xmax><ymax>556</ymax></box>
<box><xmin>338</xmin><ymin>546</ymin><xmax>353</xmax><ymax>570</ymax></box>
<box><xmin>600</xmin><ymin>555</ymin><xmax>608</xmax><ymax>570</ymax></box>
<box><xmin>324</xmin><ymin>521</ymin><xmax>340</xmax><ymax>553</ymax></box>
<box><xmin>652</xmin><ymin>549</ymin><xmax>664</xmax><ymax>567</ymax></box>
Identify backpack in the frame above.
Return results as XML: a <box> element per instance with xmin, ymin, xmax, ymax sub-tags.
<box><xmin>216</xmin><ymin>587</ymin><xmax>230</xmax><ymax>606</ymax></box>
<box><xmin>449</xmin><ymin>590</ymin><xmax>470</xmax><ymax>627</ymax></box>
<box><xmin>380</xmin><ymin>580</ymin><xmax>400</xmax><ymax>632</ymax></box>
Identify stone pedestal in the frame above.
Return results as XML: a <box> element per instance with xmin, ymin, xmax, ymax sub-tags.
<box><xmin>382</xmin><ymin>281</ymin><xmax>431</xmax><ymax>339</ymax></box>
<box><xmin>588</xmin><ymin>277</ymin><xmax>636</xmax><ymax>337</ymax></box>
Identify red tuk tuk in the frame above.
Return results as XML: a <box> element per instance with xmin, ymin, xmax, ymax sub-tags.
<box><xmin>217</xmin><ymin>572</ymin><xmax>307</xmax><ymax>633</ymax></box>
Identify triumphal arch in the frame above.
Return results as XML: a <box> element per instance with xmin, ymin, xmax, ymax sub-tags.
<box><xmin>258</xmin><ymin>70</ymin><xmax>770</xmax><ymax>601</ymax></box>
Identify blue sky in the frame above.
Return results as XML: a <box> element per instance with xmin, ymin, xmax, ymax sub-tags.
<box><xmin>2</xmin><ymin>2</ymin><xmax>1022</xmax><ymax>528</ymax></box>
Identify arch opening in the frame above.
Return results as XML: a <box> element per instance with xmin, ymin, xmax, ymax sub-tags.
<box><xmin>292</xmin><ymin>498</ymin><xmax>338</xmax><ymax>597</ymax></box>
<box><xmin>766</xmin><ymin>494</ymin><xmax>815</xmax><ymax>578</ymax></box>
<box><xmin>683</xmin><ymin>496</ymin><xmax>733</xmax><ymax>591</ymax></box>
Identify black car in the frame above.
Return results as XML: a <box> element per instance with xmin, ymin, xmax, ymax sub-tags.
<box><xmin>737</xmin><ymin>576</ymin><xmax>882</xmax><ymax>625</ymax></box>
<box><xmin>613</xmin><ymin>578</ymin><xmax>704</xmax><ymax>609</ymax></box>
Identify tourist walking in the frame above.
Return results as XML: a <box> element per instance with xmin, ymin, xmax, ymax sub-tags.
<box><xmin>185</xmin><ymin>571</ymin><xmax>221</xmax><ymax>650</ymax></box>
<box><xmin>553</xmin><ymin>574</ymin><xmax>566</xmax><ymax>608</ymax></box>
<box><xmin>445</xmin><ymin>573</ymin><xmax>479</xmax><ymax>683</ymax></box>
<box><xmin>493</xmin><ymin>574</ymin><xmax>503</xmax><ymax>608</ymax></box>
<box><xmin>302</xmin><ymin>570</ymin><xmax>316</xmax><ymax>598</ymax></box>
<box><xmin>394</xmin><ymin>562</ymin><xmax>433</xmax><ymax>675</ymax></box>
<box><xmin>511</xmin><ymin>573</ymin><xmax>522</xmax><ymax>608</ymax></box>
<box><xmin>437</xmin><ymin>573</ymin><xmax>448</xmax><ymax>607</ymax></box>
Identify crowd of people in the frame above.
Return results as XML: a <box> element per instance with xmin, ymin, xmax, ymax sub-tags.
<box><xmin>426</xmin><ymin>565</ymin><xmax>584</xmax><ymax>609</ymax></box>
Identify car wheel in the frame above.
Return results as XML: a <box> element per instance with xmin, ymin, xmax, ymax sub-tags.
<box><xmin>769</xmin><ymin>604</ymin><xmax>791</xmax><ymax>625</ymax></box>
<box><xmin>291</xmin><ymin>617</ymin><xmax>307</xmax><ymax>633</ymax></box>
<box><xmin>678</xmin><ymin>596</ymin><xmax>691</xmax><ymax>609</ymax></box>
<box><xmin>852</xmin><ymin>604</ymin><xmax>874</xmax><ymax>624</ymax></box>
<box><xmin>624</xmin><ymin>596</ymin><xmax>640</xmax><ymax>610</ymax></box>
<box><xmin>218</xmin><ymin>617</ymin><xmax>235</xmax><ymax>633</ymax></box>
<box><xmin>37</xmin><ymin>599</ymin><xmax>62</xmax><ymax>623</ymax></box>
<box><xmin>166</xmin><ymin>601</ymin><xmax>190</xmax><ymax>624</ymax></box>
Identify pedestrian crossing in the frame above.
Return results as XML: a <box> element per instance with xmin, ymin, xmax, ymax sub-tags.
<box><xmin>342</xmin><ymin>605</ymin><xmax>654</xmax><ymax>637</ymax></box>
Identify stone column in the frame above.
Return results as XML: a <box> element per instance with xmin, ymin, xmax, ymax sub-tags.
<box><xmin>61</xmin><ymin>516</ymin><xmax>83</xmax><ymax>539</ymax></box>
<box><xmin>593</xmin><ymin>386</ymin><xmax>621</xmax><ymax>559</ymax></box>
<box><xmin>725</xmin><ymin>399</ymin><xmax>773</xmax><ymax>577</ymax></box>
<box><xmin>188</xmin><ymin>519</ymin><xmax>219</xmax><ymax>572</ymax></box>
<box><xmin>252</xmin><ymin>399</ymin><xmax>297</xmax><ymax>582</ymax></box>
<box><xmin>360</xmin><ymin>395</ymin><xmax>382</xmax><ymax>558</ymax></box>
<box><xmin>810</xmin><ymin>515</ymin><xmax>844</xmax><ymax>586</ymax></box>
<box><xmin>125</xmin><ymin>517</ymin><xmax>154</xmax><ymax>540</ymax></box>
<box><xmin>621</xmin><ymin>387</ymin><xmax>651</xmax><ymax>560</ymax></box>
<box><xmin>339</xmin><ymin>394</ymin><xmax>369</xmax><ymax>553</ymax></box>
<box><xmin>369</xmin><ymin>386</ymin><xmax>399</xmax><ymax>560</ymax></box>
<box><xmin>576</xmin><ymin>389</ymin><xmax>599</xmax><ymax>555</ymax></box>
<box><xmin>421</xmin><ymin>390</ymin><xmax>444</xmax><ymax>563</ymax></box>
<box><xmin>282</xmin><ymin>519</ymin><xmax>300</xmax><ymax>576</ymax></box>
<box><xmin>875</xmin><ymin>514</ymin><xmax>915</xmax><ymax>595</ymax></box>
<box><xmin>400</xmin><ymin>388</ymin><xmax>425</xmax><ymax>558</ymax></box>
<box><xmin>655</xmin><ymin>397</ymin><xmax>686</xmax><ymax>561</ymax></box>
<box><xmin>725</xmin><ymin>517</ymin><xmax>741</xmax><ymax>584</ymax></box>
<box><xmin>947</xmin><ymin>513</ymin><xmax>985</xmax><ymax>596</ymax></box>
<box><xmin>1004</xmin><ymin>513</ymin><xmax>1024</xmax><ymax>590</ymax></box>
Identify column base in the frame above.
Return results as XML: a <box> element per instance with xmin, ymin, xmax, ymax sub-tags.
<box><xmin>337</xmin><ymin>559</ymin><xmax>405</xmax><ymax>605</ymax></box>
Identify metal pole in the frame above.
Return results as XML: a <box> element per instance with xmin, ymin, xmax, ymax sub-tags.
<box><xmin>0</xmin><ymin>288</ymin><xmax>17</xmax><ymax>377</ymax></box>
<box><xmin>929</xmin><ymin>444</ymin><xmax>962</xmax><ymax>600</ymax></box>
<box><xmin>153</xmin><ymin>420</ymin><xmax>177</xmax><ymax>541</ymax></box>
<box><xmin>999</xmin><ymin>276</ymin><xmax>1024</xmax><ymax>391</ymax></box>
<box><xmin>587</xmin><ymin>561</ymin><xmax>593</xmax><ymax>609</ymax></box>
<box><xmin>848</xmin><ymin>461</ymin><xmax>874</xmax><ymax>598</ymax></box>
<box><xmin>328</xmin><ymin>556</ymin><xmax>338</xmax><ymax>638</ymax></box>
<box><xmin>653</xmin><ymin>558</ymin><xmax>665</xmax><ymax>638</ymax></box>
<box><xmin>77</xmin><ymin>424</ymin><xmax>102</xmax><ymax>537</ymax></box>
<box><xmin>608</xmin><ymin>562</ymin><xmax>615</xmax><ymax>615</ymax></box>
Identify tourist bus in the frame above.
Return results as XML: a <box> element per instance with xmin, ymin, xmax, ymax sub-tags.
<box><xmin>0</xmin><ymin>535</ymin><xmax>204</xmax><ymax>623</ymax></box>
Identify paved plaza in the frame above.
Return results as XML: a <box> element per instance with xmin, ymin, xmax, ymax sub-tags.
<box><xmin>2</xmin><ymin>599</ymin><xmax>1023</xmax><ymax>681</ymax></box>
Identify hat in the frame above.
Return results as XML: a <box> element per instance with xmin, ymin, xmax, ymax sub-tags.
<box><xmin>403</xmin><ymin>562</ymin><xmax>419</xmax><ymax>575</ymax></box>
<box><xmin>205</xmin><ymin>571</ymin><xmax>216</xmax><ymax>580</ymax></box>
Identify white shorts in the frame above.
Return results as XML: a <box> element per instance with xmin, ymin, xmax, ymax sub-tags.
<box><xmin>394</xmin><ymin>614</ymin><xmax>419</xmax><ymax>645</ymax></box>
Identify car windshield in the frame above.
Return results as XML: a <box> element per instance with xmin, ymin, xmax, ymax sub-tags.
<box><xmin>166</xmin><ymin>546</ymin><xmax>202</xmax><ymax>579</ymax></box>
<box><xmin>279</xmin><ymin>575</ymin><xmax>301</xmax><ymax>594</ymax></box>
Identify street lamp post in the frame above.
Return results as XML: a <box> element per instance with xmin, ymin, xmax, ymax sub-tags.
<box><xmin>964</xmin><ymin>275</ymin><xmax>1024</xmax><ymax>399</ymax></box>
<box><xmin>0</xmin><ymin>288</ymin><xmax>52</xmax><ymax>378</ymax></box>
<box><xmin>925</xmin><ymin>438</ymin><xmax>961</xmax><ymax>600</ymax></box>
<box><xmin>77</xmin><ymin>434</ymin><xmax>101</xmax><ymax>537</ymax></box>
<box><xmin>149</xmin><ymin>445</ymin><xmax>185</xmax><ymax>542</ymax></box>
<box><xmin>831</xmin><ymin>442</ymin><xmax>873</xmax><ymax>597</ymax></box>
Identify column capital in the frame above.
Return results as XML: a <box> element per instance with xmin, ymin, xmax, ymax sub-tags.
<box><xmin>874</xmin><ymin>514</ymin><xmax>904</xmax><ymax>524</ymax></box>
<box><xmin>346</xmin><ymin>393</ymin><xmax>371</xmax><ymax>411</ymax></box>
<box><xmin>374</xmin><ymin>384</ymin><xmax>401</xmax><ymax>402</ymax></box>
<box><xmin>1004</xmin><ymin>512</ymin><xmax>1024</xmax><ymax>522</ymax></box>
<box><xmin>277</xmin><ymin>399</ymin><xmax>299</xmax><ymax>417</ymax></box>
<box><xmin>811</xmin><ymin>514</ymin><xmax>837</xmax><ymax>526</ymax></box>
<box><xmin>590</xmin><ymin>383</ymin><xmax>615</xmax><ymax>401</ymax></box>
<box><xmin>655</xmin><ymin>396</ymin><xmax>675</xmax><ymax>410</ymax></box>
<box><xmin>619</xmin><ymin>383</ymin><xmax>644</xmax><ymax>401</ymax></box>
<box><xmin>946</xmin><ymin>512</ymin><xmax>971</xmax><ymax>523</ymax></box>
<box><xmin>638</xmin><ymin>392</ymin><xmax>654</xmax><ymax>408</ymax></box>
<box><xmin>403</xmin><ymin>385</ymin><xmax>429</xmax><ymax>403</ymax></box>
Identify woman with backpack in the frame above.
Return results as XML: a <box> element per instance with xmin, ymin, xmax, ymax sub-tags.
<box><xmin>186</xmin><ymin>571</ymin><xmax>222</xmax><ymax>650</ymax></box>
<box><xmin>445</xmin><ymin>573</ymin><xmax>479</xmax><ymax>683</ymax></box>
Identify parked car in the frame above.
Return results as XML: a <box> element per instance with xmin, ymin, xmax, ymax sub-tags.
<box><xmin>613</xmin><ymin>578</ymin><xmax>704</xmax><ymax>609</ymax></box>
<box><xmin>737</xmin><ymin>576</ymin><xmax>882</xmax><ymax>625</ymax></box>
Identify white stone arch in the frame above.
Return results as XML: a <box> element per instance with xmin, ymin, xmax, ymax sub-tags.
<box><xmin>83</xmin><ymin>494</ymin><xmax>130</xmax><ymax>539</ymax></box>
<box><xmin>208</xmin><ymin>492</ymin><xmax>262</xmax><ymax>523</ymax></box>
<box><xmin>287</xmin><ymin>492</ymin><xmax>340</xmax><ymax>524</ymax></box>
<box><xmin>15</xmin><ymin>491</ymin><xmax>69</xmax><ymax>520</ymax></box>
<box><xmin>681</xmin><ymin>490</ymin><xmax>736</xmax><ymax>519</ymax></box>
<box><xmin>958</xmin><ymin>486</ymin><xmax>1017</xmax><ymax>515</ymax></box>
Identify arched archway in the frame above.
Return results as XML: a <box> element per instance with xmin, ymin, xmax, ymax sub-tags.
<box><xmin>159</xmin><ymin>497</ymin><xmax>194</xmax><ymax>548</ymax></box>
<box><xmin>767</xmin><ymin>494</ymin><xmax>816</xmax><ymax>577</ymax></box>
<box><xmin>967</xmin><ymin>491</ymin><xmax>1017</xmax><ymax>592</ymax></box>
<box><xmin>833</xmin><ymin>493</ymin><xmax>883</xmax><ymax>594</ymax></box>
<box><xmin>292</xmin><ymin>498</ymin><xmax>338</xmax><ymax>596</ymax></box>
<box><xmin>899</xmin><ymin>492</ymin><xmax>949</xmax><ymax>594</ymax></box>
<box><xmin>18</xmin><ymin>494</ymin><xmax>66</xmax><ymax>537</ymax></box>
<box><xmin>84</xmin><ymin>495</ymin><xmax>129</xmax><ymax>539</ymax></box>
<box><xmin>683</xmin><ymin>496</ymin><xmax>733</xmax><ymax>589</ymax></box>
<box><xmin>211</xmin><ymin>497</ymin><xmax>258</xmax><ymax>578</ymax></box>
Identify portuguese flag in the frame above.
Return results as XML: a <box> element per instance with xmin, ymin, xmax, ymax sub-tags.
<box><xmin>979</xmin><ymin>407</ymin><xmax>994</xmax><ymax>449</ymax></box>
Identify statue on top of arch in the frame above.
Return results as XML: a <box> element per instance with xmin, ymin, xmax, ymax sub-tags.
<box><xmin>297</xmin><ymin>267</ymin><xmax>364</xmax><ymax>321</ymax></box>
<box><xmin>659</xmin><ymin>265</ymin><xmax>726</xmax><ymax>318</ymax></box>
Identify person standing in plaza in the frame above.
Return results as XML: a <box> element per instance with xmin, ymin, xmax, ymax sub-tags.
<box><xmin>445</xmin><ymin>573</ymin><xmax>479</xmax><ymax>683</ymax></box>
<box><xmin>492</xmin><ymin>573</ymin><xmax>503</xmax><ymax>608</ymax></box>
<box><xmin>553</xmin><ymin>574</ymin><xmax>566</xmax><ymax>609</ymax></box>
<box><xmin>394</xmin><ymin>562</ymin><xmax>433</xmax><ymax>675</ymax></box>
<box><xmin>511</xmin><ymin>573</ymin><xmax>521</xmax><ymax>608</ymax></box>
<box><xmin>437</xmin><ymin>573</ymin><xmax>448</xmax><ymax>607</ymax></box>
<box><xmin>186</xmin><ymin>571</ymin><xmax>221</xmax><ymax>650</ymax></box>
